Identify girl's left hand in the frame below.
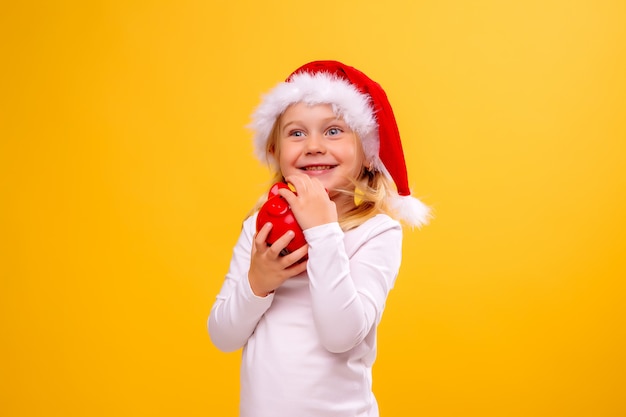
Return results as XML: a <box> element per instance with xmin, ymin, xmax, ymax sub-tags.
<box><xmin>278</xmin><ymin>174</ymin><xmax>338</xmax><ymax>230</ymax></box>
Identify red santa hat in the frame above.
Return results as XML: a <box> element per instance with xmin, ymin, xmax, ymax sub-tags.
<box><xmin>249</xmin><ymin>60</ymin><xmax>430</xmax><ymax>227</ymax></box>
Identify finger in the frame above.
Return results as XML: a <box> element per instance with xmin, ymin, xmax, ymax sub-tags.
<box><xmin>285</xmin><ymin>258</ymin><xmax>308</xmax><ymax>276</ymax></box>
<box><xmin>269</xmin><ymin>230</ymin><xmax>296</xmax><ymax>256</ymax></box>
<box><xmin>286</xmin><ymin>174</ymin><xmax>326</xmax><ymax>197</ymax></box>
<box><xmin>277</xmin><ymin>187</ymin><xmax>297</xmax><ymax>205</ymax></box>
<box><xmin>254</xmin><ymin>222</ymin><xmax>273</xmax><ymax>248</ymax></box>
<box><xmin>284</xmin><ymin>174</ymin><xmax>309</xmax><ymax>194</ymax></box>
<box><xmin>283</xmin><ymin>244</ymin><xmax>308</xmax><ymax>266</ymax></box>
<box><xmin>308</xmin><ymin>177</ymin><xmax>328</xmax><ymax>194</ymax></box>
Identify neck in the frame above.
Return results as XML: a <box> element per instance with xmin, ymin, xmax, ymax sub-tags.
<box><xmin>332</xmin><ymin>193</ymin><xmax>357</xmax><ymax>219</ymax></box>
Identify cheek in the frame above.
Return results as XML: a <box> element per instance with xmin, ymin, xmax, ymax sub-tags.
<box><xmin>345</xmin><ymin>147</ymin><xmax>363</xmax><ymax>169</ymax></box>
<box><xmin>277</xmin><ymin>144</ymin><xmax>300</xmax><ymax>170</ymax></box>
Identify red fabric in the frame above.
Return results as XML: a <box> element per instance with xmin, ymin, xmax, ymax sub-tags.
<box><xmin>288</xmin><ymin>61</ymin><xmax>410</xmax><ymax>197</ymax></box>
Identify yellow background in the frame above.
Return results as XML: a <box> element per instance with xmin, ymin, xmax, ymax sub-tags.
<box><xmin>1</xmin><ymin>1</ymin><xmax>625</xmax><ymax>416</ymax></box>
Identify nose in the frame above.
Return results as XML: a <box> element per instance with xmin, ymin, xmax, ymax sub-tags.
<box><xmin>304</xmin><ymin>133</ymin><xmax>326</xmax><ymax>154</ymax></box>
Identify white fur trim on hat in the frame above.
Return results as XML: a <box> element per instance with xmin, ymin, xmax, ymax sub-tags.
<box><xmin>248</xmin><ymin>71</ymin><xmax>381</xmax><ymax>168</ymax></box>
<box><xmin>389</xmin><ymin>193</ymin><xmax>431</xmax><ymax>228</ymax></box>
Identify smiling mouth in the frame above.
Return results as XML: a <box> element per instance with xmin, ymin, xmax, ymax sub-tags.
<box><xmin>300</xmin><ymin>165</ymin><xmax>336</xmax><ymax>171</ymax></box>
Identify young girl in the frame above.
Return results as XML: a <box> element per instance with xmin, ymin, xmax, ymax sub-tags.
<box><xmin>208</xmin><ymin>60</ymin><xmax>429</xmax><ymax>417</ymax></box>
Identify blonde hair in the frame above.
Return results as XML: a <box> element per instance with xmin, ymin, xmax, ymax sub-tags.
<box><xmin>251</xmin><ymin>113</ymin><xmax>398</xmax><ymax>231</ymax></box>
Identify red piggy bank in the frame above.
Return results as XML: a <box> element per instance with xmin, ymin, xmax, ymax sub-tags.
<box><xmin>256</xmin><ymin>182</ymin><xmax>306</xmax><ymax>256</ymax></box>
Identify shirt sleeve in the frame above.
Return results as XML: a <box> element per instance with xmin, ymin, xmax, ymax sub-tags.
<box><xmin>207</xmin><ymin>216</ymin><xmax>274</xmax><ymax>352</ymax></box>
<box><xmin>303</xmin><ymin>216</ymin><xmax>403</xmax><ymax>353</ymax></box>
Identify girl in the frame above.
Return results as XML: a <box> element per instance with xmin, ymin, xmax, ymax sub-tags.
<box><xmin>208</xmin><ymin>60</ymin><xmax>429</xmax><ymax>417</ymax></box>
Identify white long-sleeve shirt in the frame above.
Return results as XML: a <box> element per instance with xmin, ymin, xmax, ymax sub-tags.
<box><xmin>208</xmin><ymin>213</ymin><xmax>402</xmax><ymax>417</ymax></box>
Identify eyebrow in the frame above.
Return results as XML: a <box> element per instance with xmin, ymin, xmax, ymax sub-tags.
<box><xmin>281</xmin><ymin>117</ymin><xmax>346</xmax><ymax>131</ymax></box>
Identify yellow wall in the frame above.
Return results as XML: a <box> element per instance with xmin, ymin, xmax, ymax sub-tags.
<box><xmin>1</xmin><ymin>1</ymin><xmax>625</xmax><ymax>416</ymax></box>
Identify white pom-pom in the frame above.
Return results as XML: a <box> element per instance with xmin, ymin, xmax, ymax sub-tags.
<box><xmin>389</xmin><ymin>194</ymin><xmax>431</xmax><ymax>228</ymax></box>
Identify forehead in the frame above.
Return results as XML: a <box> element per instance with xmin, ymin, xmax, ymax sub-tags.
<box><xmin>281</xmin><ymin>102</ymin><xmax>344</xmax><ymax>123</ymax></box>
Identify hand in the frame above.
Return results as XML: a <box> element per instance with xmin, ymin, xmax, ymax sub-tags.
<box><xmin>248</xmin><ymin>222</ymin><xmax>308</xmax><ymax>297</ymax></box>
<box><xmin>279</xmin><ymin>174</ymin><xmax>338</xmax><ymax>230</ymax></box>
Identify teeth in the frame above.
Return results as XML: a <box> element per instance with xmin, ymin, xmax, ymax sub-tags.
<box><xmin>303</xmin><ymin>165</ymin><xmax>333</xmax><ymax>171</ymax></box>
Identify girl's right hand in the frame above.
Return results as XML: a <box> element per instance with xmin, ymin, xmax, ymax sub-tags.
<box><xmin>248</xmin><ymin>222</ymin><xmax>308</xmax><ymax>297</ymax></box>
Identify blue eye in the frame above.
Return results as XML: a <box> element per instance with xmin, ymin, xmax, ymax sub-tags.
<box><xmin>327</xmin><ymin>127</ymin><xmax>342</xmax><ymax>136</ymax></box>
<box><xmin>290</xmin><ymin>130</ymin><xmax>305</xmax><ymax>137</ymax></box>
